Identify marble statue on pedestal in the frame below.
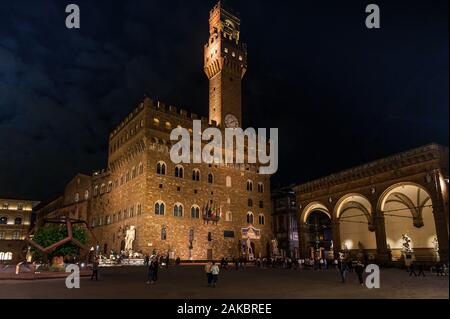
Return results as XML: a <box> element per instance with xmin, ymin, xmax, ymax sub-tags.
<box><xmin>125</xmin><ymin>226</ymin><xmax>136</xmax><ymax>252</ymax></box>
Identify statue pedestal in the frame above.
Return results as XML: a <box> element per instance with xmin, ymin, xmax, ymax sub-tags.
<box><xmin>121</xmin><ymin>259</ymin><xmax>145</xmax><ymax>266</ymax></box>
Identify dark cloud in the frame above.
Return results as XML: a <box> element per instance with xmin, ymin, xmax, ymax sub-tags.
<box><xmin>0</xmin><ymin>0</ymin><xmax>448</xmax><ymax>199</ymax></box>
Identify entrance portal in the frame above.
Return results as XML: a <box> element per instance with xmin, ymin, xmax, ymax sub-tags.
<box><xmin>305</xmin><ymin>211</ymin><xmax>332</xmax><ymax>259</ymax></box>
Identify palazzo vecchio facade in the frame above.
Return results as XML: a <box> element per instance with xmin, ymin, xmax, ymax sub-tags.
<box><xmin>36</xmin><ymin>2</ymin><xmax>272</xmax><ymax>261</ymax></box>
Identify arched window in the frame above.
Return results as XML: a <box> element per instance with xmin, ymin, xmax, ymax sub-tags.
<box><xmin>173</xmin><ymin>204</ymin><xmax>184</xmax><ymax>217</ymax></box>
<box><xmin>131</xmin><ymin>167</ymin><xmax>136</xmax><ymax>179</ymax></box>
<box><xmin>259</xmin><ymin>201</ymin><xmax>264</xmax><ymax>208</ymax></box>
<box><xmin>153</xmin><ymin>118</ymin><xmax>160</xmax><ymax>126</ymax></box>
<box><xmin>161</xmin><ymin>226</ymin><xmax>167</xmax><ymax>241</ymax></box>
<box><xmin>226</xmin><ymin>176</ymin><xmax>232</xmax><ymax>187</ymax></box>
<box><xmin>191</xmin><ymin>205</ymin><xmax>200</xmax><ymax>219</ymax></box>
<box><xmin>107</xmin><ymin>181</ymin><xmax>113</xmax><ymax>192</ymax></box>
<box><xmin>208</xmin><ymin>173</ymin><xmax>214</xmax><ymax>184</ymax></box>
<box><xmin>118</xmin><ymin>211</ymin><xmax>122</xmax><ymax>220</ymax></box>
<box><xmin>137</xmin><ymin>203</ymin><xmax>142</xmax><ymax>215</ymax></box>
<box><xmin>248</xmin><ymin>199</ymin><xmax>253</xmax><ymax>207</ymax></box>
<box><xmin>126</xmin><ymin>171</ymin><xmax>130</xmax><ymax>182</ymax></box>
<box><xmin>14</xmin><ymin>217</ymin><xmax>22</xmax><ymax>225</ymax></box>
<box><xmin>258</xmin><ymin>182</ymin><xmax>264</xmax><ymax>193</ymax></box>
<box><xmin>74</xmin><ymin>193</ymin><xmax>80</xmax><ymax>202</ymax></box>
<box><xmin>165</xmin><ymin>122</ymin><xmax>172</xmax><ymax>130</ymax></box>
<box><xmin>100</xmin><ymin>184</ymin><xmax>106</xmax><ymax>194</ymax></box>
<box><xmin>0</xmin><ymin>217</ymin><xmax>7</xmax><ymax>225</ymax></box>
<box><xmin>225</xmin><ymin>211</ymin><xmax>233</xmax><ymax>222</ymax></box>
<box><xmin>12</xmin><ymin>231</ymin><xmax>20</xmax><ymax>240</ymax></box>
<box><xmin>157</xmin><ymin>162</ymin><xmax>167</xmax><ymax>175</ymax></box>
<box><xmin>258</xmin><ymin>214</ymin><xmax>265</xmax><ymax>225</ymax></box>
<box><xmin>139</xmin><ymin>163</ymin><xmax>144</xmax><ymax>175</ymax></box>
<box><xmin>94</xmin><ymin>186</ymin><xmax>99</xmax><ymax>197</ymax></box>
<box><xmin>84</xmin><ymin>190</ymin><xmax>89</xmax><ymax>200</ymax></box>
<box><xmin>130</xmin><ymin>206</ymin><xmax>135</xmax><ymax>218</ymax></box>
<box><xmin>192</xmin><ymin>169</ymin><xmax>201</xmax><ymax>181</ymax></box>
<box><xmin>155</xmin><ymin>202</ymin><xmax>165</xmax><ymax>216</ymax></box>
<box><xmin>246</xmin><ymin>180</ymin><xmax>253</xmax><ymax>191</ymax></box>
<box><xmin>247</xmin><ymin>212</ymin><xmax>254</xmax><ymax>224</ymax></box>
<box><xmin>175</xmin><ymin>165</ymin><xmax>184</xmax><ymax>179</ymax></box>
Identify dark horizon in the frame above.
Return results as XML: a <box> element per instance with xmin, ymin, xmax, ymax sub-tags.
<box><xmin>0</xmin><ymin>0</ymin><xmax>448</xmax><ymax>201</ymax></box>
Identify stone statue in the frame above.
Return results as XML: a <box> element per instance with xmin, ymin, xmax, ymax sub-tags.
<box><xmin>26</xmin><ymin>247</ymin><xmax>33</xmax><ymax>263</ymax></box>
<box><xmin>246</xmin><ymin>238</ymin><xmax>254</xmax><ymax>259</ymax></box>
<box><xmin>401</xmin><ymin>234</ymin><xmax>412</xmax><ymax>254</ymax></box>
<box><xmin>271</xmin><ymin>239</ymin><xmax>279</xmax><ymax>257</ymax></box>
<box><xmin>125</xmin><ymin>226</ymin><xmax>136</xmax><ymax>252</ymax></box>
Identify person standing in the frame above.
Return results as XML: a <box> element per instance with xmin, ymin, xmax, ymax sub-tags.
<box><xmin>152</xmin><ymin>258</ymin><xmax>159</xmax><ymax>283</ymax></box>
<box><xmin>147</xmin><ymin>259</ymin><xmax>154</xmax><ymax>284</ymax></box>
<box><xmin>91</xmin><ymin>257</ymin><xmax>99</xmax><ymax>281</ymax></box>
<box><xmin>205</xmin><ymin>261</ymin><xmax>213</xmax><ymax>287</ymax></box>
<box><xmin>211</xmin><ymin>262</ymin><xmax>220</xmax><ymax>288</ymax></box>
<box><xmin>338</xmin><ymin>259</ymin><xmax>348</xmax><ymax>283</ymax></box>
<box><xmin>355</xmin><ymin>261</ymin><xmax>365</xmax><ymax>285</ymax></box>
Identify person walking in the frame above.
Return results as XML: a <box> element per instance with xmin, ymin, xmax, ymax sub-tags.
<box><xmin>205</xmin><ymin>261</ymin><xmax>213</xmax><ymax>287</ymax></box>
<box><xmin>409</xmin><ymin>262</ymin><xmax>418</xmax><ymax>277</ymax></box>
<box><xmin>211</xmin><ymin>262</ymin><xmax>220</xmax><ymax>288</ymax></box>
<box><xmin>355</xmin><ymin>261</ymin><xmax>365</xmax><ymax>285</ymax></box>
<box><xmin>91</xmin><ymin>257</ymin><xmax>99</xmax><ymax>281</ymax></box>
<box><xmin>417</xmin><ymin>264</ymin><xmax>426</xmax><ymax>277</ymax></box>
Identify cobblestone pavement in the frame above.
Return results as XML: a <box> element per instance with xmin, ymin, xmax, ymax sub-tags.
<box><xmin>0</xmin><ymin>266</ymin><xmax>448</xmax><ymax>299</ymax></box>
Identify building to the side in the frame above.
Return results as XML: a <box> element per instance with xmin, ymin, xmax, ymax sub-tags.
<box><xmin>0</xmin><ymin>198</ymin><xmax>40</xmax><ymax>264</ymax></box>
<box><xmin>294</xmin><ymin>144</ymin><xmax>449</xmax><ymax>263</ymax></box>
<box><xmin>271</xmin><ymin>187</ymin><xmax>299</xmax><ymax>259</ymax></box>
<box><xmin>35</xmin><ymin>174</ymin><xmax>92</xmax><ymax>224</ymax></box>
<box><xmin>36</xmin><ymin>2</ymin><xmax>273</xmax><ymax>261</ymax></box>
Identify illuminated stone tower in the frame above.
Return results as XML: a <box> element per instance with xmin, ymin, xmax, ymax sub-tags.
<box><xmin>204</xmin><ymin>1</ymin><xmax>247</xmax><ymax>128</ymax></box>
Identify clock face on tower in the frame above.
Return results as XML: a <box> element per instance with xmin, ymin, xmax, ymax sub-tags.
<box><xmin>225</xmin><ymin>114</ymin><xmax>239</xmax><ymax>128</ymax></box>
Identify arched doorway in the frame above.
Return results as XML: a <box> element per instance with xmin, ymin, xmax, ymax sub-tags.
<box><xmin>305</xmin><ymin>211</ymin><xmax>332</xmax><ymax>259</ymax></box>
<box><xmin>378</xmin><ymin>183</ymin><xmax>437</xmax><ymax>261</ymax></box>
<box><xmin>335</xmin><ymin>194</ymin><xmax>376</xmax><ymax>254</ymax></box>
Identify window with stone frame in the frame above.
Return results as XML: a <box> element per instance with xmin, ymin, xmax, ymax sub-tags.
<box><xmin>173</xmin><ymin>204</ymin><xmax>184</xmax><ymax>217</ymax></box>
<box><xmin>192</xmin><ymin>169</ymin><xmax>201</xmax><ymax>181</ymax></box>
<box><xmin>247</xmin><ymin>212</ymin><xmax>254</xmax><ymax>224</ymax></box>
<box><xmin>155</xmin><ymin>202</ymin><xmax>165</xmax><ymax>216</ymax></box>
<box><xmin>175</xmin><ymin>165</ymin><xmax>184</xmax><ymax>179</ymax></box>
<box><xmin>191</xmin><ymin>206</ymin><xmax>200</xmax><ymax>219</ymax></box>
<box><xmin>157</xmin><ymin>162</ymin><xmax>167</xmax><ymax>175</ymax></box>
<box><xmin>258</xmin><ymin>214</ymin><xmax>265</xmax><ymax>225</ymax></box>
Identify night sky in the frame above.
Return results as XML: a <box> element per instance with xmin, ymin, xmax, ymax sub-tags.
<box><xmin>0</xmin><ymin>0</ymin><xmax>448</xmax><ymax>200</ymax></box>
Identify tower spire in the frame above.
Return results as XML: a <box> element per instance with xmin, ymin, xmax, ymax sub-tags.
<box><xmin>204</xmin><ymin>2</ymin><xmax>247</xmax><ymax>128</ymax></box>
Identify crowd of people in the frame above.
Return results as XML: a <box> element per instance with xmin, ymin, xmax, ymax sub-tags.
<box><xmin>88</xmin><ymin>253</ymin><xmax>448</xmax><ymax>287</ymax></box>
